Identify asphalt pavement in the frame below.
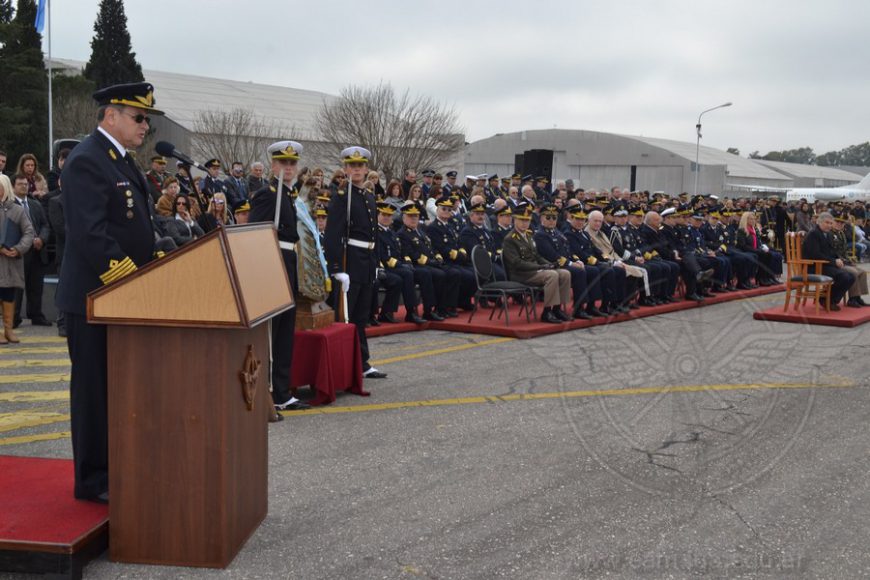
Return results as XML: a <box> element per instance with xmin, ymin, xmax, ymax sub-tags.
<box><xmin>2</xmin><ymin>285</ymin><xmax>869</xmax><ymax>579</ymax></box>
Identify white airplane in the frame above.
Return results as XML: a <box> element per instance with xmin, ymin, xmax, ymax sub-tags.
<box><xmin>785</xmin><ymin>170</ymin><xmax>870</xmax><ymax>203</ymax></box>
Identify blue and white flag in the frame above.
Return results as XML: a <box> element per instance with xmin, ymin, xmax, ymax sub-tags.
<box><xmin>34</xmin><ymin>0</ymin><xmax>47</xmax><ymax>33</ymax></box>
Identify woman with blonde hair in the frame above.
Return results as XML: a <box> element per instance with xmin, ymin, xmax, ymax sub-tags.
<box><xmin>736</xmin><ymin>211</ymin><xmax>782</xmax><ymax>286</ymax></box>
<box><xmin>0</xmin><ymin>174</ymin><xmax>35</xmax><ymax>343</ymax></box>
<box><xmin>198</xmin><ymin>192</ymin><xmax>234</xmax><ymax>233</ymax></box>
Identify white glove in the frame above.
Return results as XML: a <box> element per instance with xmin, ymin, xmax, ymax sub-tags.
<box><xmin>761</xmin><ymin>244</ymin><xmax>769</xmax><ymax>253</ymax></box>
<box><xmin>334</xmin><ymin>272</ymin><xmax>350</xmax><ymax>292</ymax></box>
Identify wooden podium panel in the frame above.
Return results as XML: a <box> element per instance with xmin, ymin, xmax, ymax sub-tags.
<box><xmin>107</xmin><ymin>324</ymin><xmax>271</xmax><ymax>568</ymax></box>
<box><xmin>224</xmin><ymin>226</ymin><xmax>294</xmax><ymax>326</ymax></box>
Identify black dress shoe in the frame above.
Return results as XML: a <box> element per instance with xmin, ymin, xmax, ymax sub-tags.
<box><xmin>363</xmin><ymin>368</ymin><xmax>388</xmax><ymax>379</ymax></box>
<box><xmin>367</xmin><ymin>317</ymin><xmax>380</xmax><ymax>327</ymax></box>
<box><xmin>30</xmin><ymin>318</ymin><xmax>52</xmax><ymax>326</ymax></box>
<box><xmin>686</xmin><ymin>293</ymin><xmax>704</xmax><ymax>302</ymax></box>
<box><xmin>377</xmin><ymin>312</ymin><xmax>397</xmax><ymax>324</ymax></box>
<box><xmin>628</xmin><ymin>302</ymin><xmax>640</xmax><ymax>310</ymax></box>
<box><xmin>405</xmin><ymin>312</ymin><xmax>426</xmax><ymax>324</ymax></box>
<box><xmin>736</xmin><ymin>282</ymin><xmax>752</xmax><ymax>290</ymax></box>
<box><xmin>726</xmin><ymin>284</ymin><xmax>738</xmax><ymax>292</ymax></box>
<box><xmin>553</xmin><ymin>308</ymin><xmax>571</xmax><ymax>322</ymax></box>
<box><xmin>615</xmin><ymin>305</ymin><xmax>631</xmax><ymax>314</ymax></box>
<box><xmin>84</xmin><ymin>491</ymin><xmax>109</xmax><ymax>504</ymax></box>
<box><xmin>847</xmin><ymin>298</ymin><xmax>862</xmax><ymax>308</ymax></box>
<box><xmin>857</xmin><ymin>297</ymin><xmax>869</xmax><ymax>307</ymax></box>
<box><xmin>276</xmin><ymin>399</ymin><xmax>312</xmax><ymax>411</ymax></box>
<box><xmin>445</xmin><ymin>309</ymin><xmax>459</xmax><ymax>318</ymax></box>
<box><xmin>572</xmin><ymin>309</ymin><xmax>593</xmax><ymax>320</ymax></box>
<box><xmin>661</xmin><ymin>296</ymin><xmax>676</xmax><ymax>304</ymax></box>
<box><xmin>425</xmin><ymin>311</ymin><xmax>445</xmax><ymax>322</ymax></box>
<box><xmin>701</xmin><ymin>288</ymin><xmax>714</xmax><ymax>297</ymax></box>
<box><xmin>541</xmin><ymin>310</ymin><xmax>562</xmax><ymax>324</ymax></box>
<box><xmin>586</xmin><ymin>307</ymin><xmax>607</xmax><ymax>318</ymax></box>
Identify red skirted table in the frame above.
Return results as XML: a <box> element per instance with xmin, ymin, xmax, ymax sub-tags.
<box><xmin>291</xmin><ymin>322</ymin><xmax>370</xmax><ymax>405</ymax></box>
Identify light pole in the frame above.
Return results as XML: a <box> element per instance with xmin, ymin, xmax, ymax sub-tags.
<box><xmin>694</xmin><ymin>102</ymin><xmax>732</xmax><ymax>197</ymax></box>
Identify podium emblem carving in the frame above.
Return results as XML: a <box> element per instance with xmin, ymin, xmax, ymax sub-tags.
<box><xmin>238</xmin><ymin>345</ymin><xmax>261</xmax><ymax>411</ymax></box>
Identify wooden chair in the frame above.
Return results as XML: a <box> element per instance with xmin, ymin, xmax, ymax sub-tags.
<box><xmin>782</xmin><ymin>231</ymin><xmax>833</xmax><ymax>313</ymax></box>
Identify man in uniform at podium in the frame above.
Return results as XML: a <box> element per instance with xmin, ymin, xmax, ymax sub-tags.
<box><xmin>249</xmin><ymin>141</ymin><xmax>311</xmax><ymax>412</ymax></box>
<box><xmin>56</xmin><ymin>82</ymin><xmax>164</xmax><ymax>503</ymax></box>
<box><xmin>324</xmin><ymin>146</ymin><xmax>387</xmax><ymax>379</ymax></box>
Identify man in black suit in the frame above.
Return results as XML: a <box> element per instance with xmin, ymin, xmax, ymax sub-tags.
<box><xmin>802</xmin><ymin>212</ymin><xmax>856</xmax><ymax>310</ymax></box>
<box><xmin>56</xmin><ymin>82</ymin><xmax>162</xmax><ymax>503</ymax></box>
<box><xmin>11</xmin><ymin>174</ymin><xmax>51</xmax><ymax>327</ymax></box>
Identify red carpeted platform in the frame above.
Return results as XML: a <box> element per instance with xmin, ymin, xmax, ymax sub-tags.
<box><xmin>753</xmin><ymin>302</ymin><xmax>870</xmax><ymax>327</ymax></box>
<box><xmin>365</xmin><ymin>285</ymin><xmax>785</xmax><ymax>340</ymax></box>
<box><xmin>0</xmin><ymin>455</ymin><xmax>108</xmax><ymax>579</ymax></box>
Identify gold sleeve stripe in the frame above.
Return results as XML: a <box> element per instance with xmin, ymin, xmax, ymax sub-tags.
<box><xmin>99</xmin><ymin>256</ymin><xmax>138</xmax><ymax>285</ymax></box>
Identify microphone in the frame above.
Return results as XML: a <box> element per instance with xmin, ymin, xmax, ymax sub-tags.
<box><xmin>155</xmin><ymin>141</ymin><xmax>208</xmax><ymax>172</ymax></box>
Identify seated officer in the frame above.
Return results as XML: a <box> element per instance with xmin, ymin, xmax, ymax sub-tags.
<box><xmin>459</xmin><ymin>198</ymin><xmax>506</xmax><ymax>281</ymax></box>
<box><xmin>659</xmin><ymin>207</ymin><xmax>713</xmax><ymax>301</ymax></box>
<box><xmin>686</xmin><ymin>211</ymin><xmax>733</xmax><ymax>293</ymax></box>
<box><xmin>397</xmin><ymin>202</ymin><xmax>457</xmax><ymax>320</ymax></box>
<box><xmin>564</xmin><ymin>208</ymin><xmax>615</xmax><ymax>317</ymax></box>
<box><xmin>491</xmin><ymin>202</ymin><xmax>514</xmax><ymax>249</ymax></box>
<box><xmin>372</xmin><ymin>202</ymin><xmax>426</xmax><ymax>324</ymax></box>
<box><xmin>534</xmin><ymin>203</ymin><xmax>594</xmax><ymax>319</ymax></box>
<box><xmin>427</xmin><ymin>194</ymin><xmax>476</xmax><ymax>309</ymax></box>
<box><xmin>636</xmin><ymin>210</ymin><xmax>682</xmax><ymax>303</ymax></box>
<box><xmin>502</xmin><ymin>203</ymin><xmax>572</xmax><ymax>323</ymax></box>
<box><xmin>702</xmin><ymin>209</ymin><xmax>757</xmax><ymax>290</ymax></box>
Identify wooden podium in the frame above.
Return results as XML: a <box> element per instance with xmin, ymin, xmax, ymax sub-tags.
<box><xmin>87</xmin><ymin>224</ymin><xmax>294</xmax><ymax>568</ymax></box>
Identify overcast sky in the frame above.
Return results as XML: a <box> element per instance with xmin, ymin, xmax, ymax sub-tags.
<box><xmin>41</xmin><ymin>0</ymin><xmax>869</xmax><ymax>156</ymax></box>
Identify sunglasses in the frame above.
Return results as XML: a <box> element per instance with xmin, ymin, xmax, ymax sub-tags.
<box><xmin>214</xmin><ymin>200</ymin><xmax>225</xmax><ymax>205</ymax></box>
<box><xmin>176</xmin><ymin>201</ymin><xmax>188</xmax><ymax>206</ymax></box>
<box><xmin>120</xmin><ymin>110</ymin><xmax>151</xmax><ymax>124</ymax></box>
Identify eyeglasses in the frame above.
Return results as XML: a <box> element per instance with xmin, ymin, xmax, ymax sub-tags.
<box><xmin>119</xmin><ymin>110</ymin><xmax>151</xmax><ymax>125</ymax></box>
<box><xmin>176</xmin><ymin>201</ymin><xmax>188</xmax><ymax>206</ymax></box>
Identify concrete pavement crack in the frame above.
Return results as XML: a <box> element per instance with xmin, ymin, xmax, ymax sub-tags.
<box><xmin>709</xmin><ymin>493</ymin><xmax>770</xmax><ymax>550</ymax></box>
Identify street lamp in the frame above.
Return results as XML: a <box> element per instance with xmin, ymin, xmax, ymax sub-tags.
<box><xmin>694</xmin><ymin>102</ymin><xmax>732</xmax><ymax>197</ymax></box>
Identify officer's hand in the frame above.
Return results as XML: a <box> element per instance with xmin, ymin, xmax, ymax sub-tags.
<box><xmin>334</xmin><ymin>272</ymin><xmax>350</xmax><ymax>292</ymax></box>
<box><xmin>835</xmin><ymin>258</ymin><xmax>844</xmax><ymax>268</ymax></box>
<box><xmin>32</xmin><ymin>238</ymin><xmax>44</xmax><ymax>251</ymax></box>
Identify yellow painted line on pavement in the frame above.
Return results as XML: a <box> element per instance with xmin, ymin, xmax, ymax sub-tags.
<box><xmin>281</xmin><ymin>380</ymin><xmax>856</xmax><ymax>417</ymax></box>
<box><xmin>0</xmin><ymin>431</ymin><xmax>71</xmax><ymax>446</ymax></box>
<box><xmin>372</xmin><ymin>336</ymin><xmax>485</xmax><ymax>356</ymax></box>
<box><xmin>370</xmin><ymin>337</ymin><xmax>515</xmax><ymax>366</ymax></box>
<box><xmin>0</xmin><ymin>358</ymin><xmax>70</xmax><ymax>369</ymax></box>
<box><xmin>0</xmin><ymin>372</ymin><xmax>70</xmax><ymax>385</ymax></box>
<box><xmin>18</xmin><ymin>337</ymin><xmax>67</xmax><ymax>344</ymax></box>
<box><xmin>0</xmin><ymin>390</ymin><xmax>69</xmax><ymax>403</ymax></box>
<box><xmin>0</xmin><ymin>346</ymin><xmax>69</xmax><ymax>355</ymax></box>
<box><xmin>0</xmin><ymin>411</ymin><xmax>70</xmax><ymax>433</ymax></box>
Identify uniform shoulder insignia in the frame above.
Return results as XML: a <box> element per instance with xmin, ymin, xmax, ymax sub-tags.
<box><xmin>338</xmin><ymin>189</ymin><xmax>346</xmax><ymax>196</ymax></box>
<box><xmin>270</xmin><ymin>186</ymin><xmax>277</xmax><ymax>193</ymax></box>
<box><xmin>108</xmin><ymin>149</ymin><xmax>117</xmax><ymax>160</ymax></box>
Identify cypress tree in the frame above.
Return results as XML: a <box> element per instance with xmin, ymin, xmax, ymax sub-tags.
<box><xmin>0</xmin><ymin>0</ymin><xmax>48</xmax><ymax>167</ymax></box>
<box><xmin>84</xmin><ymin>0</ymin><xmax>143</xmax><ymax>89</ymax></box>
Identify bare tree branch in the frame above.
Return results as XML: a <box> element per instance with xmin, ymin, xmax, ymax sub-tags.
<box><xmin>313</xmin><ymin>82</ymin><xmax>464</xmax><ymax>182</ymax></box>
<box><xmin>191</xmin><ymin>107</ymin><xmax>296</xmax><ymax>169</ymax></box>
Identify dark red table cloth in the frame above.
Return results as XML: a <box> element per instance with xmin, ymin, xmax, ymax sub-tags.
<box><xmin>290</xmin><ymin>323</ymin><xmax>369</xmax><ymax>406</ymax></box>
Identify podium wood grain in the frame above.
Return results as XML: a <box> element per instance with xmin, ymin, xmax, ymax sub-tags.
<box><xmin>107</xmin><ymin>324</ymin><xmax>270</xmax><ymax>568</ymax></box>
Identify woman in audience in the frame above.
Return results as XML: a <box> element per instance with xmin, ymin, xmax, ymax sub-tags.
<box><xmin>0</xmin><ymin>174</ymin><xmax>35</xmax><ymax>344</ymax></box>
<box><xmin>168</xmin><ymin>194</ymin><xmax>205</xmax><ymax>246</ymax></box>
<box><xmin>198</xmin><ymin>192</ymin><xmax>234</xmax><ymax>233</ymax></box>
<box><xmin>736</xmin><ymin>211</ymin><xmax>782</xmax><ymax>286</ymax></box>
<box><xmin>155</xmin><ymin>176</ymin><xmax>180</xmax><ymax>217</ymax></box>
<box><xmin>15</xmin><ymin>153</ymin><xmax>48</xmax><ymax>198</ymax></box>
<box><xmin>795</xmin><ymin>201</ymin><xmax>813</xmax><ymax>232</ymax></box>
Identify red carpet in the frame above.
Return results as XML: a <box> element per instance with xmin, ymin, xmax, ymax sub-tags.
<box><xmin>366</xmin><ymin>285</ymin><xmax>785</xmax><ymax>340</ymax></box>
<box><xmin>0</xmin><ymin>455</ymin><xmax>108</xmax><ymax>549</ymax></box>
<box><xmin>754</xmin><ymin>302</ymin><xmax>870</xmax><ymax>327</ymax></box>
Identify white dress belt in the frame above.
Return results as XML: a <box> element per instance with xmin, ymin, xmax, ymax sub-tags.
<box><xmin>347</xmin><ymin>238</ymin><xmax>375</xmax><ymax>250</ymax></box>
<box><xmin>278</xmin><ymin>241</ymin><xmax>296</xmax><ymax>251</ymax></box>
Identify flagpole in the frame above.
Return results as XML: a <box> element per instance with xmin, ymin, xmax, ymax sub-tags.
<box><xmin>46</xmin><ymin>0</ymin><xmax>53</xmax><ymax>168</ymax></box>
